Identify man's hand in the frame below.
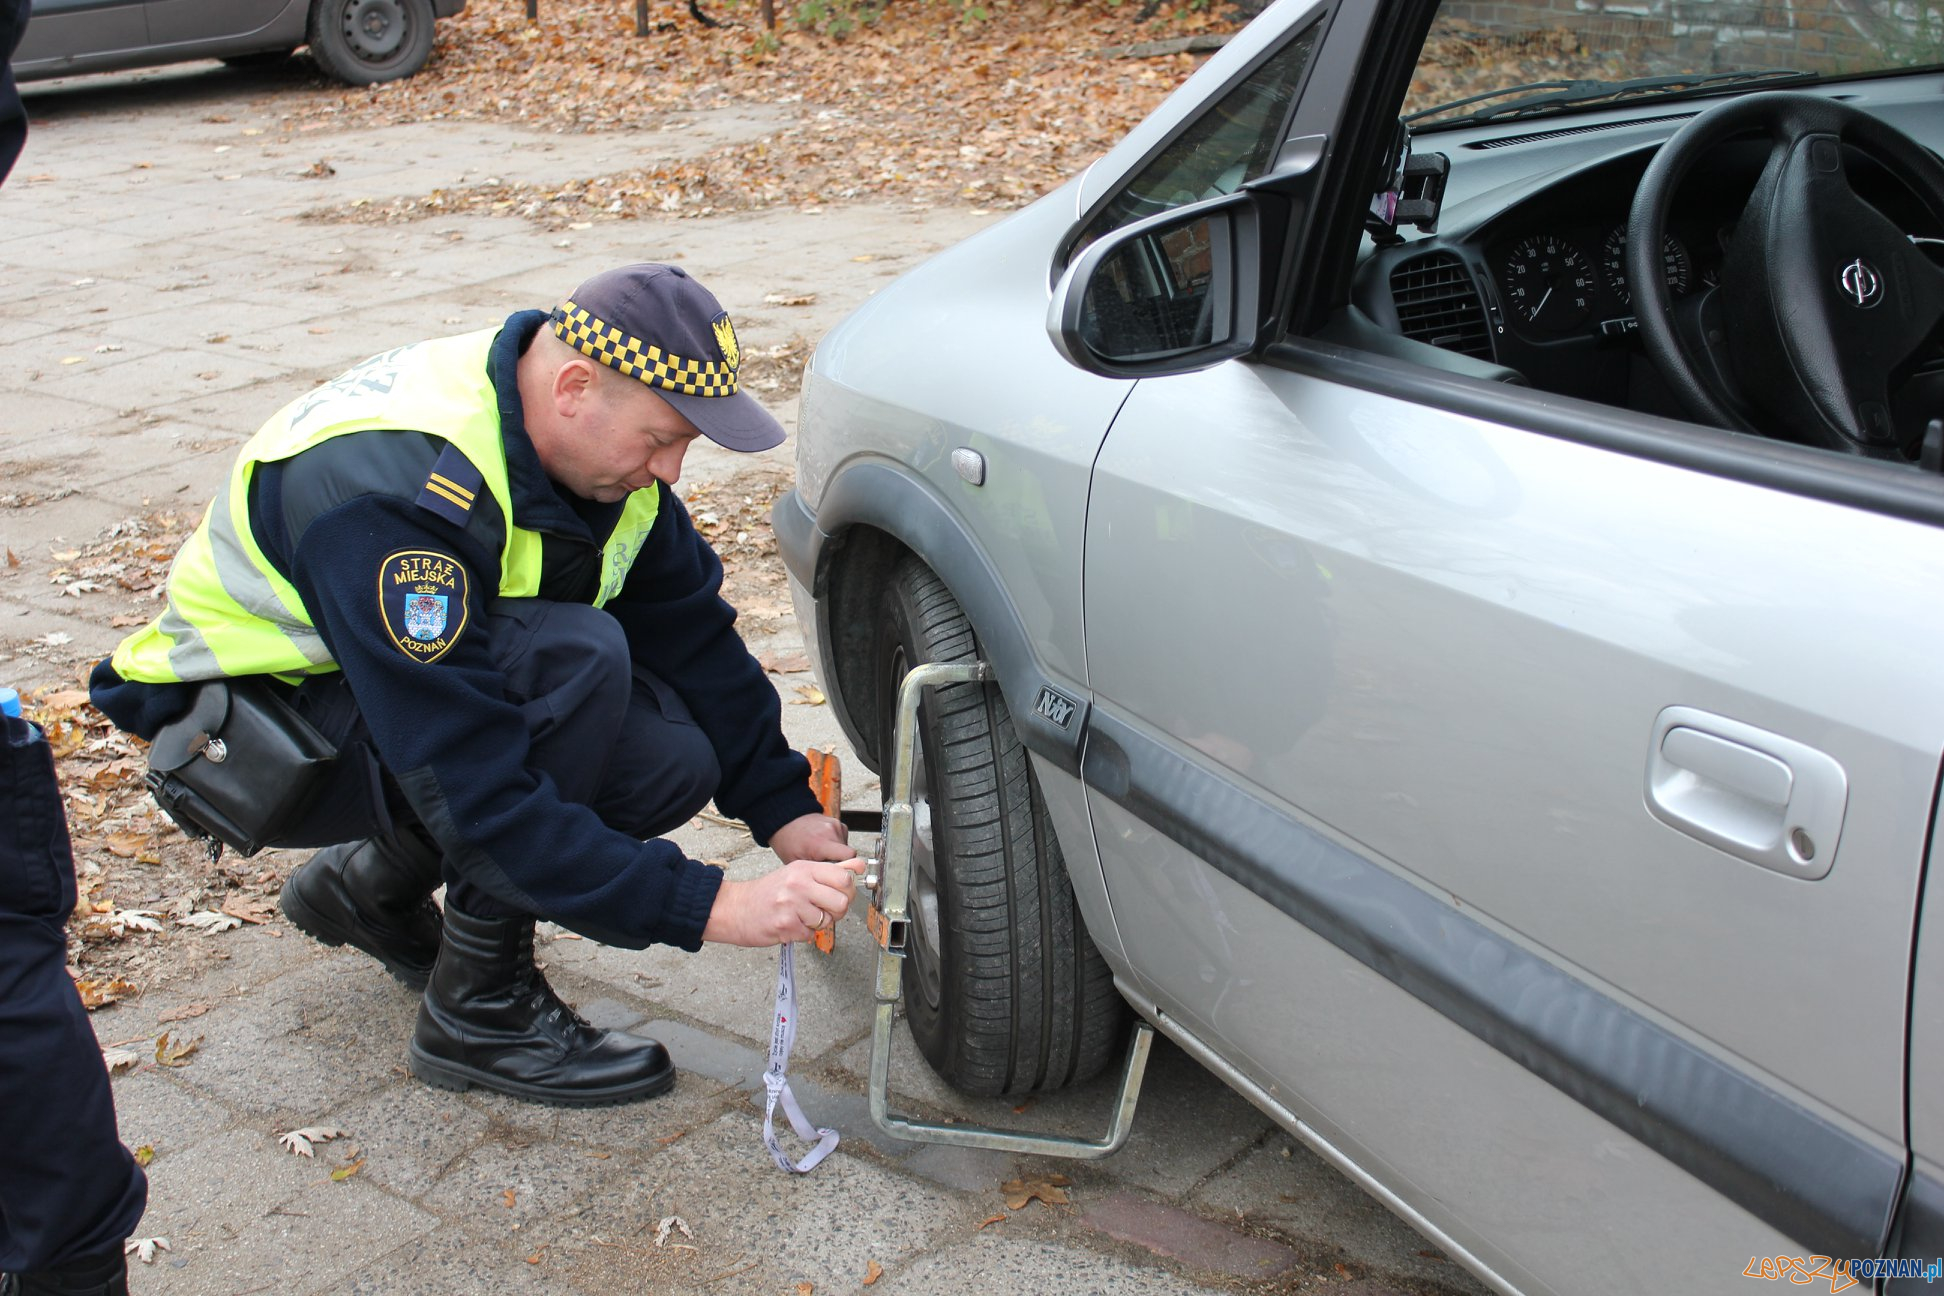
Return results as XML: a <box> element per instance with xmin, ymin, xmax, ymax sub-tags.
<box><xmin>702</xmin><ymin>857</ymin><xmax>865</xmax><ymax>948</ymax></box>
<box><xmin>767</xmin><ymin>813</ymin><xmax>853</xmax><ymax>868</ymax></box>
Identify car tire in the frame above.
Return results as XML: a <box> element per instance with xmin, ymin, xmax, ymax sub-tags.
<box><xmin>875</xmin><ymin>556</ymin><xmax>1126</xmax><ymax>1098</ymax></box>
<box><xmin>306</xmin><ymin>0</ymin><xmax>436</xmax><ymax>85</ymax></box>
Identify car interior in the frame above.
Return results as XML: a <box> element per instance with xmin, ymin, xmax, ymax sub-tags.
<box><xmin>1073</xmin><ymin>0</ymin><xmax>1944</xmax><ymax>475</ymax></box>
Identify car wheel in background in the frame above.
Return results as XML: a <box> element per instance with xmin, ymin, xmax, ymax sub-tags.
<box><xmin>307</xmin><ymin>0</ymin><xmax>435</xmax><ymax>85</ymax></box>
<box><xmin>875</xmin><ymin>556</ymin><xmax>1127</xmax><ymax>1098</ymax></box>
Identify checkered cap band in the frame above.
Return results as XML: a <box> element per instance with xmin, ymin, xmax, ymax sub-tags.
<box><xmin>549</xmin><ymin>301</ymin><xmax>739</xmax><ymax>398</ymax></box>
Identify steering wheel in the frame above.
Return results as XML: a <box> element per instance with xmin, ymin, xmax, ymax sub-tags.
<box><xmin>1628</xmin><ymin>91</ymin><xmax>1944</xmax><ymax>458</ymax></box>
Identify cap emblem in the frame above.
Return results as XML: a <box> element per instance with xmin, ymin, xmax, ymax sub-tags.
<box><xmin>712</xmin><ymin>312</ymin><xmax>741</xmax><ymax>372</ymax></box>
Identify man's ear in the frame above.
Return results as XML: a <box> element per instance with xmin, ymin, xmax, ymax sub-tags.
<box><xmin>551</xmin><ymin>357</ymin><xmax>598</xmax><ymax>417</ymax></box>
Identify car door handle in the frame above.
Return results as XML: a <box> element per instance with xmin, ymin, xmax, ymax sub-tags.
<box><xmin>1644</xmin><ymin>706</ymin><xmax>1848</xmax><ymax>880</ymax></box>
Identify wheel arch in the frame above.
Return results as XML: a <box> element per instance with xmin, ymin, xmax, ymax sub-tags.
<box><xmin>775</xmin><ymin>459</ymin><xmax>1090</xmax><ymax>780</ymax></box>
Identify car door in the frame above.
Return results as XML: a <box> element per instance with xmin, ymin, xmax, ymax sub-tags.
<box><xmin>1072</xmin><ymin>2</ymin><xmax>1942</xmax><ymax>1293</ymax></box>
<box><xmin>12</xmin><ymin>0</ymin><xmax>148</xmax><ymax>66</ymax></box>
<box><xmin>145</xmin><ymin>0</ymin><xmax>288</xmax><ymax>49</ymax></box>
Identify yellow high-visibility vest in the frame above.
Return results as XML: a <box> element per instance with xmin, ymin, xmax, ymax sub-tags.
<box><xmin>112</xmin><ymin>327</ymin><xmax>660</xmax><ymax>684</ymax></box>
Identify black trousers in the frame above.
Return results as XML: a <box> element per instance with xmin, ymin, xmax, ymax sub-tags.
<box><xmin>280</xmin><ymin>599</ymin><xmax>720</xmax><ymax>917</ymax></box>
<box><xmin>0</xmin><ymin>717</ymin><xmax>148</xmax><ymax>1273</ymax></box>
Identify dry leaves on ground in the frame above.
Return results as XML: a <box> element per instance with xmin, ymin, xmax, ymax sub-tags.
<box><xmin>154</xmin><ymin>1032</ymin><xmax>202</xmax><ymax>1067</ymax></box>
<box><xmin>282</xmin><ymin>0</ymin><xmax>1239</xmax><ymax>226</ymax></box>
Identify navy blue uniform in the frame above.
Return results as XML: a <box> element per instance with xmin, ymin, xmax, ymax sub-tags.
<box><xmin>0</xmin><ymin>717</ymin><xmax>148</xmax><ymax>1274</ymax></box>
<box><xmin>92</xmin><ymin>311</ymin><xmax>819</xmax><ymax>949</ymax></box>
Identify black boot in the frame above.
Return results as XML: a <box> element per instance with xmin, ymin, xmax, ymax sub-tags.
<box><xmin>1</xmin><ymin>1247</ymin><xmax>129</xmax><ymax>1295</ymax></box>
<box><xmin>407</xmin><ymin>906</ymin><xmax>675</xmax><ymax>1107</ymax></box>
<box><xmin>280</xmin><ymin>830</ymin><xmax>443</xmax><ymax>990</ymax></box>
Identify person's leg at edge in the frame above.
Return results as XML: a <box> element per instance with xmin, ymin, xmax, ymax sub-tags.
<box><xmin>1</xmin><ymin>719</ymin><xmax>147</xmax><ymax>1294</ymax></box>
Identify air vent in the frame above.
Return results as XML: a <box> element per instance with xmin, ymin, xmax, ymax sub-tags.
<box><xmin>1468</xmin><ymin>111</ymin><xmax>1698</xmax><ymax>149</ymax></box>
<box><xmin>1390</xmin><ymin>253</ymin><xmax>1492</xmax><ymax>360</ymax></box>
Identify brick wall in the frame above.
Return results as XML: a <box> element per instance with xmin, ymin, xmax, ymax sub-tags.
<box><xmin>1435</xmin><ymin>0</ymin><xmax>1943</xmax><ymax>76</ymax></box>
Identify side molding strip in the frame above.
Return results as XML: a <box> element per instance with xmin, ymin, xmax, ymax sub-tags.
<box><xmin>1083</xmin><ymin>707</ymin><xmax>1901</xmax><ymax>1259</ymax></box>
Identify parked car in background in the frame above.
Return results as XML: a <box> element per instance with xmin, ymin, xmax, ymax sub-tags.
<box><xmin>777</xmin><ymin>0</ymin><xmax>1944</xmax><ymax>1289</ymax></box>
<box><xmin>13</xmin><ymin>0</ymin><xmax>464</xmax><ymax>86</ymax></box>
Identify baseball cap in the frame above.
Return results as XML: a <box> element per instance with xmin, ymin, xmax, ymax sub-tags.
<box><xmin>548</xmin><ymin>263</ymin><xmax>785</xmax><ymax>453</ymax></box>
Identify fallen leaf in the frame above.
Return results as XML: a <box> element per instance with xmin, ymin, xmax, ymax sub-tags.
<box><xmin>796</xmin><ymin>1284</ymin><xmax>814</xmax><ymax>1296</ymax></box>
<box><xmin>654</xmin><ymin>1215</ymin><xmax>692</xmax><ymax>1247</ymax></box>
<box><xmin>301</xmin><ymin>159</ymin><xmax>336</xmax><ymax>178</ymax></box>
<box><xmin>133</xmin><ymin>1145</ymin><xmax>155</xmax><ymax>1167</ymax></box>
<box><xmin>1335</xmin><ymin>1263</ymin><xmax>1355</xmax><ymax>1278</ymax></box>
<box><xmin>75</xmin><ymin>977</ymin><xmax>137</xmax><ymax>1009</ymax></box>
<box><xmin>179</xmin><ymin>910</ymin><xmax>242</xmax><ymax>934</ymax></box>
<box><xmin>863</xmin><ymin>1259</ymin><xmax>884</xmax><ymax>1285</ymax></box>
<box><xmin>503</xmin><ymin>1188</ymin><xmax>517</xmax><ymax>1208</ymax></box>
<box><xmin>157</xmin><ymin>1002</ymin><xmax>211</xmax><ymax>1024</ymax></box>
<box><xmin>60</xmin><ymin>356</ymin><xmax>85</xmax><ymax>365</ymax></box>
<box><xmin>308</xmin><ymin>326</ymin><xmax>331</xmax><ymax>334</ymax></box>
<box><xmin>206</xmin><ymin>333</ymin><xmax>231</xmax><ymax>343</ymax></box>
<box><xmin>852</xmin><ymin>254</ymin><xmax>878</xmax><ymax>262</ymax></box>
<box><xmin>5</xmin><ymin>548</ymin><xmax>16</xmax><ymax>567</ymax></box>
<box><xmin>102</xmin><ymin>1046</ymin><xmax>142</xmax><ymax>1075</ymax></box>
<box><xmin>60</xmin><ymin>579</ymin><xmax>104</xmax><ymax>597</ymax></box>
<box><xmin>763</xmin><ymin>291</ymin><xmax>818</xmax><ymax>306</ymax></box>
<box><xmin>93</xmin><ymin>344</ymin><xmax>123</xmax><ymax>353</ymax></box>
<box><xmin>220</xmin><ymin>893</ymin><xmax>275</xmax><ymax>924</ymax></box>
<box><xmin>37</xmin><ymin>633</ymin><xmax>72</xmax><ymax>647</ymax></box>
<box><xmin>758</xmin><ymin>651</ymin><xmax>811</xmax><ymax>674</ymax></box>
<box><xmin>330</xmin><ymin>1158</ymin><xmax>365</xmax><ymax>1182</ymax></box>
<box><xmin>154</xmin><ymin>1032</ymin><xmax>201</xmax><ymax>1067</ymax></box>
<box><xmin>1000</xmin><ymin>1173</ymin><xmax>1070</xmax><ymax>1211</ymax></box>
<box><xmin>50</xmin><ymin>549</ymin><xmax>80</xmax><ymax>561</ymax></box>
<box><xmin>104</xmin><ymin>832</ymin><xmax>151</xmax><ymax>858</ymax></box>
<box><xmin>278</xmin><ymin>1125</ymin><xmax>346</xmax><ymax>1157</ymax></box>
<box><xmin>124</xmin><ymin>1238</ymin><xmax>170</xmax><ymax>1264</ymax></box>
<box><xmin>110</xmin><ymin>614</ymin><xmax>145</xmax><ymax>627</ymax></box>
<box><xmin>790</xmin><ymin>684</ymin><xmax>825</xmax><ymax>706</ymax></box>
<box><xmin>41</xmin><ymin>689</ymin><xmax>88</xmax><ymax>707</ymax></box>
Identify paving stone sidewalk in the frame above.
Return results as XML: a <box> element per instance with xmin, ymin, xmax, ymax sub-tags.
<box><xmin>0</xmin><ymin>62</ymin><xmax>1489</xmax><ymax>1296</ymax></box>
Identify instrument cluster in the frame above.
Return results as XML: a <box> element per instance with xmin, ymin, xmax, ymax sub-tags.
<box><xmin>1493</xmin><ymin>220</ymin><xmax>1722</xmax><ymax>339</ymax></box>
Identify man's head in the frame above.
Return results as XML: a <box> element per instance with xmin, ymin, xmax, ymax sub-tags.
<box><xmin>518</xmin><ymin>264</ymin><xmax>785</xmax><ymax>502</ymax></box>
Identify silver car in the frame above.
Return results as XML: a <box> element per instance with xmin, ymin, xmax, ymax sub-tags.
<box><xmin>776</xmin><ymin>0</ymin><xmax>1944</xmax><ymax>1288</ymax></box>
<box><xmin>13</xmin><ymin>0</ymin><xmax>464</xmax><ymax>85</ymax></box>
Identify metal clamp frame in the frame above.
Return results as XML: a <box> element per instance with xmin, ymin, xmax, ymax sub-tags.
<box><xmin>860</xmin><ymin>660</ymin><xmax>1154</xmax><ymax>1158</ymax></box>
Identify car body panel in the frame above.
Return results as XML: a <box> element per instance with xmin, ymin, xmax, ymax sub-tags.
<box><xmin>1080</xmin><ymin>362</ymin><xmax>1937</xmax><ymax>1276</ymax></box>
<box><xmin>14</xmin><ymin>0</ymin><xmax>150</xmax><ymax>69</ymax></box>
<box><xmin>144</xmin><ymin>0</ymin><xmax>305</xmax><ymax>48</ymax></box>
<box><xmin>794</xmin><ymin>181</ymin><xmax>1136</xmax><ymax>716</ymax></box>
<box><xmin>1896</xmin><ymin>783</ymin><xmax>1944</xmax><ymax>1283</ymax></box>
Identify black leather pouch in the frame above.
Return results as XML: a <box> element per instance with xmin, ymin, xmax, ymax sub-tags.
<box><xmin>145</xmin><ymin>679</ymin><xmax>337</xmax><ymax>857</ymax></box>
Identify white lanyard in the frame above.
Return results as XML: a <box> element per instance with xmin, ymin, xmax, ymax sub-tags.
<box><xmin>762</xmin><ymin>940</ymin><xmax>839</xmax><ymax>1173</ymax></box>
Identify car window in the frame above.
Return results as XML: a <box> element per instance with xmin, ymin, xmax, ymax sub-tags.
<box><xmin>1075</xmin><ymin>25</ymin><xmax>1322</xmax><ymax>253</ymax></box>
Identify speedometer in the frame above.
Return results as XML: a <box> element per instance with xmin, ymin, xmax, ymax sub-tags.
<box><xmin>1501</xmin><ymin>235</ymin><xmax>1595</xmax><ymax>330</ymax></box>
<box><xmin>1601</xmin><ymin>227</ymin><xmax>1693</xmax><ymax>304</ymax></box>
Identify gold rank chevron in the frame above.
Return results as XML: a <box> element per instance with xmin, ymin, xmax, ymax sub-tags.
<box><xmin>550</xmin><ymin>302</ymin><xmax>740</xmax><ymax>397</ymax></box>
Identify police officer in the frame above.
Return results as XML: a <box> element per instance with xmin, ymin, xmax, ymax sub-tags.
<box><xmin>89</xmin><ymin>264</ymin><xmax>862</xmax><ymax>1107</ymax></box>
<box><xmin>2</xmin><ymin>4</ymin><xmax>150</xmax><ymax>1289</ymax></box>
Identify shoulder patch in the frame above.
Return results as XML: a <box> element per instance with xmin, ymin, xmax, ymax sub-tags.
<box><xmin>378</xmin><ymin>549</ymin><xmax>469</xmax><ymax>663</ymax></box>
<box><xmin>416</xmin><ymin>444</ymin><xmax>484</xmax><ymax>528</ymax></box>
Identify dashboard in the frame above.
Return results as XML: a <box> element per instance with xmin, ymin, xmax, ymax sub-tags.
<box><xmin>1350</xmin><ymin>95</ymin><xmax>1944</xmax><ymax>431</ymax></box>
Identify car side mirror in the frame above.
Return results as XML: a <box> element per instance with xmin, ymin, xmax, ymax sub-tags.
<box><xmin>1049</xmin><ymin>191</ymin><xmax>1265</xmax><ymax>379</ymax></box>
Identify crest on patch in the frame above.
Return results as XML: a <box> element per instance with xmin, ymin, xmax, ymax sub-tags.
<box><xmin>378</xmin><ymin>549</ymin><xmax>469</xmax><ymax>663</ymax></box>
<box><xmin>711</xmin><ymin>312</ymin><xmax>740</xmax><ymax>373</ymax></box>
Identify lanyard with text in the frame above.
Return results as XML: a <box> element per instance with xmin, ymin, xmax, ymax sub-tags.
<box><xmin>763</xmin><ymin>938</ymin><xmax>838</xmax><ymax>1173</ymax></box>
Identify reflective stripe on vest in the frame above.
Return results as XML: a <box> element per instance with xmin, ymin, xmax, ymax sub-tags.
<box><xmin>111</xmin><ymin>327</ymin><xmax>661</xmax><ymax>684</ymax></box>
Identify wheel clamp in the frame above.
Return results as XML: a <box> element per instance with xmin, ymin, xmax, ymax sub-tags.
<box><xmin>848</xmin><ymin>659</ymin><xmax>1156</xmax><ymax>1158</ymax></box>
